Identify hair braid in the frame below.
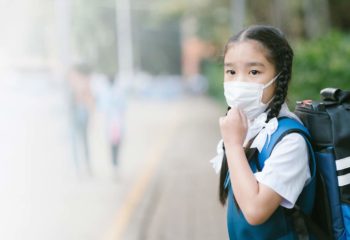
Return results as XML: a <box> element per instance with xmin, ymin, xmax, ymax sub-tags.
<box><xmin>266</xmin><ymin>48</ymin><xmax>293</xmax><ymax>122</ymax></box>
<box><xmin>219</xmin><ymin>150</ymin><xmax>229</xmax><ymax>205</ymax></box>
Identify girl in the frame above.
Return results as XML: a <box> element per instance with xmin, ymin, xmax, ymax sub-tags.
<box><xmin>212</xmin><ymin>25</ymin><xmax>312</xmax><ymax>239</ymax></box>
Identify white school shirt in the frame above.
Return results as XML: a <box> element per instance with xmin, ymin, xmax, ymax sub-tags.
<box><xmin>251</xmin><ymin>103</ymin><xmax>311</xmax><ymax>209</ymax></box>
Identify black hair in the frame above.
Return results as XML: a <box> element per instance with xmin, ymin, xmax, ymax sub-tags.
<box><xmin>219</xmin><ymin>25</ymin><xmax>294</xmax><ymax>205</ymax></box>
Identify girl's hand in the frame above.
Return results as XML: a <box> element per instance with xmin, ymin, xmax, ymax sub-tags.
<box><xmin>219</xmin><ymin>107</ymin><xmax>248</xmax><ymax>148</ymax></box>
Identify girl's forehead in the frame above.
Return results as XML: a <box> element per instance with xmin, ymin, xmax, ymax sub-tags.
<box><xmin>224</xmin><ymin>40</ymin><xmax>270</xmax><ymax>65</ymax></box>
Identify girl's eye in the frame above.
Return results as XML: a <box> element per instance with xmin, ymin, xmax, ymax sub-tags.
<box><xmin>249</xmin><ymin>70</ymin><xmax>260</xmax><ymax>75</ymax></box>
<box><xmin>226</xmin><ymin>70</ymin><xmax>235</xmax><ymax>75</ymax></box>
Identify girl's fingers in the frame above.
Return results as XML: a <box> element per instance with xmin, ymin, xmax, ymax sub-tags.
<box><xmin>219</xmin><ymin>116</ymin><xmax>225</xmax><ymax>126</ymax></box>
<box><xmin>223</xmin><ymin>107</ymin><xmax>247</xmax><ymax>129</ymax></box>
<box><xmin>238</xmin><ymin>109</ymin><xmax>248</xmax><ymax>128</ymax></box>
<box><xmin>227</xmin><ymin>106</ymin><xmax>239</xmax><ymax>118</ymax></box>
<box><xmin>234</xmin><ymin>106</ymin><xmax>243</xmax><ymax>119</ymax></box>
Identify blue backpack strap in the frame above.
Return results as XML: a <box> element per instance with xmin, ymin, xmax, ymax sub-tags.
<box><xmin>258</xmin><ymin>117</ymin><xmax>317</xmax><ymax>215</ymax></box>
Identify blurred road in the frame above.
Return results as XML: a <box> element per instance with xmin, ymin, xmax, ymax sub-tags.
<box><xmin>111</xmin><ymin>96</ymin><xmax>228</xmax><ymax>240</ymax></box>
<box><xmin>0</xmin><ymin>72</ymin><xmax>228</xmax><ymax>240</ymax></box>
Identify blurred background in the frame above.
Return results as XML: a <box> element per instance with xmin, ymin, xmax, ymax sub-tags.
<box><xmin>0</xmin><ymin>0</ymin><xmax>349</xmax><ymax>239</ymax></box>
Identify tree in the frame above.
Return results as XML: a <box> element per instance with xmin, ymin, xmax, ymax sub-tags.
<box><xmin>71</xmin><ymin>0</ymin><xmax>117</xmax><ymax>76</ymax></box>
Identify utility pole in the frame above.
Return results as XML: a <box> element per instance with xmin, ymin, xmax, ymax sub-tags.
<box><xmin>231</xmin><ymin>0</ymin><xmax>246</xmax><ymax>34</ymax></box>
<box><xmin>54</xmin><ymin>0</ymin><xmax>71</xmax><ymax>81</ymax></box>
<box><xmin>116</xmin><ymin>0</ymin><xmax>134</xmax><ymax>86</ymax></box>
<box><xmin>303</xmin><ymin>0</ymin><xmax>330</xmax><ymax>39</ymax></box>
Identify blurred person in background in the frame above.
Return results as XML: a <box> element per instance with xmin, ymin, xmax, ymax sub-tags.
<box><xmin>90</xmin><ymin>73</ymin><xmax>126</xmax><ymax>171</ymax></box>
<box><xmin>67</xmin><ymin>64</ymin><xmax>95</xmax><ymax>177</ymax></box>
<box><xmin>109</xmin><ymin>78</ymin><xmax>126</xmax><ymax>167</ymax></box>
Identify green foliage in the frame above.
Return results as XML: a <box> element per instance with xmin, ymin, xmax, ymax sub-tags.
<box><xmin>202</xmin><ymin>59</ymin><xmax>225</xmax><ymax>104</ymax></box>
<box><xmin>289</xmin><ymin>31</ymin><xmax>350</xmax><ymax>107</ymax></box>
<box><xmin>133</xmin><ymin>14</ymin><xmax>182</xmax><ymax>75</ymax></box>
<box><xmin>195</xmin><ymin>5</ymin><xmax>231</xmax><ymax>47</ymax></box>
<box><xmin>72</xmin><ymin>1</ymin><xmax>117</xmax><ymax>76</ymax></box>
<box><xmin>203</xmin><ymin>31</ymin><xmax>350</xmax><ymax>109</ymax></box>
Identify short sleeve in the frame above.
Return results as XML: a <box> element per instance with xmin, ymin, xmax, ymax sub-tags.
<box><xmin>254</xmin><ymin>133</ymin><xmax>311</xmax><ymax>209</ymax></box>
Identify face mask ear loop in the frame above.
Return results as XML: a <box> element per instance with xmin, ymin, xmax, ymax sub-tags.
<box><xmin>263</xmin><ymin>72</ymin><xmax>281</xmax><ymax>89</ymax></box>
<box><xmin>262</xmin><ymin>72</ymin><xmax>281</xmax><ymax>114</ymax></box>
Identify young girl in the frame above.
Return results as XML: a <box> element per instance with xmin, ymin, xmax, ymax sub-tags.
<box><xmin>211</xmin><ymin>25</ymin><xmax>312</xmax><ymax>239</ymax></box>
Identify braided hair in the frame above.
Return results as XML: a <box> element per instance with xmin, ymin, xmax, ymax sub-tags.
<box><xmin>219</xmin><ymin>25</ymin><xmax>294</xmax><ymax>205</ymax></box>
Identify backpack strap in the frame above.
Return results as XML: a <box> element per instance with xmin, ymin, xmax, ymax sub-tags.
<box><xmin>258</xmin><ymin>117</ymin><xmax>317</xmax><ymax>215</ymax></box>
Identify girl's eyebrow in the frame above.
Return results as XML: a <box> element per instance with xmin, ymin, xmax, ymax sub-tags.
<box><xmin>246</xmin><ymin>62</ymin><xmax>265</xmax><ymax>67</ymax></box>
<box><xmin>224</xmin><ymin>63</ymin><xmax>234</xmax><ymax>67</ymax></box>
<box><xmin>224</xmin><ymin>62</ymin><xmax>265</xmax><ymax>67</ymax></box>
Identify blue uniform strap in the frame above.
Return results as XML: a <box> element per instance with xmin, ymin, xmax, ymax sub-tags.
<box><xmin>258</xmin><ymin>117</ymin><xmax>316</xmax><ymax>215</ymax></box>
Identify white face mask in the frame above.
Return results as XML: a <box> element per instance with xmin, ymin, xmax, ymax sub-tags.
<box><xmin>224</xmin><ymin>74</ymin><xmax>280</xmax><ymax>120</ymax></box>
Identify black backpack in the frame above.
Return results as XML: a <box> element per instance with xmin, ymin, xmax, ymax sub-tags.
<box><xmin>294</xmin><ymin>88</ymin><xmax>350</xmax><ymax>240</ymax></box>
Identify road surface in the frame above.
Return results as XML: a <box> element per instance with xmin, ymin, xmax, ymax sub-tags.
<box><xmin>0</xmin><ymin>72</ymin><xmax>228</xmax><ymax>240</ymax></box>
